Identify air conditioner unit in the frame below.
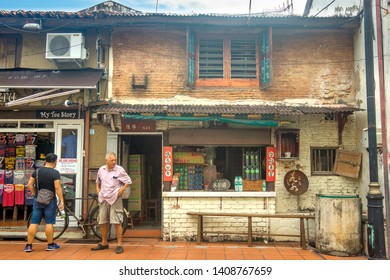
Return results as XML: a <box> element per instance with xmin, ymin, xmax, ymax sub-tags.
<box><xmin>362</xmin><ymin>128</ymin><xmax>382</xmax><ymax>148</ymax></box>
<box><xmin>46</xmin><ymin>33</ymin><xmax>87</xmax><ymax>60</ymax></box>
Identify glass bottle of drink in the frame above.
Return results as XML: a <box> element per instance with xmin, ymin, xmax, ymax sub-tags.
<box><xmin>250</xmin><ymin>167</ymin><xmax>255</xmax><ymax>180</ymax></box>
<box><xmin>243</xmin><ymin>167</ymin><xmax>248</xmax><ymax>180</ymax></box>
<box><xmin>255</xmin><ymin>167</ymin><xmax>260</xmax><ymax>180</ymax></box>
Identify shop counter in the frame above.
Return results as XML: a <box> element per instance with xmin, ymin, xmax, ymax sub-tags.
<box><xmin>162</xmin><ymin>191</ymin><xmax>276</xmax><ymax>198</ymax></box>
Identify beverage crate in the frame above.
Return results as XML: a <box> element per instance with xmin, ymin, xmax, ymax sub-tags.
<box><xmin>243</xmin><ymin>180</ymin><xmax>263</xmax><ymax>191</ymax></box>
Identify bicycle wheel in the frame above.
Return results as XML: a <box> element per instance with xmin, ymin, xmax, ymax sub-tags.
<box><xmin>89</xmin><ymin>206</ymin><xmax>128</xmax><ymax>241</ymax></box>
<box><xmin>26</xmin><ymin>209</ymin><xmax>69</xmax><ymax>242</ymax></box>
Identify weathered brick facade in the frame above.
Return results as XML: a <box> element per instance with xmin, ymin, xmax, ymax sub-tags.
<box><xmin>110</xmin><ymin>25</ymin><xmax>358</xmax><ymax>242</ymax></box>
<box><xmin>112</xmin><ymin>28</ymin><xmax>356</xmax><ymax>103</ymax></box>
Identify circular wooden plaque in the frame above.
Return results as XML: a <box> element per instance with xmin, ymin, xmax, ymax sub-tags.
<box><xmin>283</xmin><ymin>170</ymin><xmax>309</xmax><ymax>195</ymax></box>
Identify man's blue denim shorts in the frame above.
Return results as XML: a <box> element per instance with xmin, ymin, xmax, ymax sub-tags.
<box><xmin>31</xmin><ymin>197</ymin><xmax>57</xmax><ymax>224</ymax></box>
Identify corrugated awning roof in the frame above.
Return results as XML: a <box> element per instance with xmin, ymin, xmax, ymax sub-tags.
<box><xmin>0</xmin><ymin>68</ymin><xmax>103</xmax><ymax>89</ymax></box>
<box><xmin>96</xmin><ymin>102</ymin><xmax>361</xmax><ymax>116</ymax></box>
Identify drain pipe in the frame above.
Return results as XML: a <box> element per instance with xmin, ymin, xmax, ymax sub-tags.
<box><xmin>375</xmin><ymin>0</ymin><xmax>390</xmax><ymax>257</ymax></box>
<box><xmin>96</xmin><ymin>31</ymin><xmax>102</xmax><ymax>101</ymax></box>
<box><xmin>363</xmin><ymin>0</ymin><xmax>386</xmax><ymax>259</ymax></box>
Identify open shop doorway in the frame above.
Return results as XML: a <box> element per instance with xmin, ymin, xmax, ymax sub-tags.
<box><xmin>118</xmin><ymin>134</ymin><xmax>162</xmax><ymax>236</ymax></box>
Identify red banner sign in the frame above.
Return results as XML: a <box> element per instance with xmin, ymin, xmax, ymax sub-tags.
<box><xmin>266</xmin><ymin>147</ymin><xmax>276</xmax><ymax>182</ymax></box>
<box><xmin>163</xmin><ymin>146</ymin><xmax>173</xmax><ymax>181</ymax></box>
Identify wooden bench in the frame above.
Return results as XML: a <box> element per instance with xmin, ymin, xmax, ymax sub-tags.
<box><xmin>187</xmin><ymin>212</ymin><xmax>315</xmax><ymax>249</ymax></box>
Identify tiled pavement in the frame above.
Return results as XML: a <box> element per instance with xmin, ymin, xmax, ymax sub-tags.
<box><xmin>0</xmin><ymin>237</ymin><xmax>368</xmax><ymax>260</ymax></box>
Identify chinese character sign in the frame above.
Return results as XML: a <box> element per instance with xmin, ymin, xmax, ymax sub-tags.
<box><xmin>266</xmin><ymin>147</ymin><xmax>276</xmax><ymax>182</ymax></box>
<box><xmin>163</xmin><ymin>146</ymin><xmax>173</xmax><ymax>181</ymax></box>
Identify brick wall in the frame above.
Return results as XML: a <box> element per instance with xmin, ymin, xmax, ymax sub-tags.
<box><xmin>112</xmin><ymin>28</ymin><xmax>355</xmax><ymax>103</ymax></box>
<box><xmin>162</xmin><ymin>196</ymin><xmax>276</xmax><ymax>242</ymax></box>
<box><xmin>159</xmin><ymin>113</ymin><xmax>357</xmax><ymax>242</ymax></box>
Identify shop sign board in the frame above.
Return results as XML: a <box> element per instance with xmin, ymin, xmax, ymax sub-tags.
<box><xmin>172</xmin><ymin>152</ymin><xmax>205</xmax><ymax>164</ymax></box>
<box><xmin>121</xmin><ymin>119</ymin><xmax>156</xmax><ymax>132</ymax></box>
<box><xmin>163</xmin><ymin>146</ymin><xmax>173</xmax><ymax>181</ymax></box>
<box><xmin>266</xmin><ymin>146</ymin><xmax>276</xmax><ymax>182</ymax></box>
<box><xmin>37</xmin><ymin>110</ymin><xmax>78</xmax><ymax>119</ymax></box>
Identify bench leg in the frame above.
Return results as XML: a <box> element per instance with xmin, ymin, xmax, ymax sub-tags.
<box><xmin>197</xmin><ymin>215</ymin><xmax>203</xmax><ymax>244</ymax></box>
<box><xmin>300</xmin><ymin>218</ymin><xmax>306</xmax><ymax>249</ymax></box>
<box><xmin>248</xmin><ymin>216</ymin><xmax>252</xmax><ymax>247</ymax></box>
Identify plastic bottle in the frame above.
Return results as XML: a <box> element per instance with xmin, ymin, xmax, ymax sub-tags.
<box><xmin>56</xmin><ymin>197</ymin><xmax>66</xmax><ymax>218</ymax></box>
<box><xmin>262</xmin><ymin>181</ymin><xmax>267</xmax><ymax>192</ymax></box>
<box><xmin>59</xmin><ymin>209</ymin><xmax>66</xmax><ymax>218</ymax></box>
<box><xmin>238</xmin><ymin>176</ymin><xmax>243</xmax><ymax>192</ymax></box>
<box><xmin>234</xmin><ymin>176</ymin><xmax>239</xmax><ymax>192</ymax></box>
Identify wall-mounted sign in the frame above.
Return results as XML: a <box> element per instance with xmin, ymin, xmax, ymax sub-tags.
<box><xmin>58</xmin><ymin>158</ymin><xmax>78</xmax><ymax>174</ymax></box>
<box><xmin>121</xmin><ymin>118</ymin><xmax>156</xmax><ymax>132</ymax></box>
<box><xmin>283</xmin><ymin>170</ymin><xmax>309</xmax><ymax>195</ymax></box>
<box><xmin>266</xmin><ymin>146</ymin><xmax>276</xmax><ymax>182</ymax></box>
<box><xmin>0</xmin><ymin>92</ymin><xmax>15</xmax><ymax>103</ymax></box>
<box><xmin>37</xmin><ymin>110</ymin><xmax>78</xmax><ymax>119</ymax></box>
<box><xmin>163</xmin><ymin>146</ymin><xmax>173</xmax><ymax>181</ymax></box>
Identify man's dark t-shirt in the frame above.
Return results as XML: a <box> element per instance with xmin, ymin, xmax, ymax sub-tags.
<box><xmin>32</xmin><ymin>167</ymin><xmax>61</xmax><ymax>195</ymax></box>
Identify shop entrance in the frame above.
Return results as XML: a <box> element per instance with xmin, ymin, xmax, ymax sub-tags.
<box><xmin>55</xmin><ymin>124</ymin><xmax>83</xmax><ymax>220</ymax></box>
<box><xmin>0</xmin><ymin>119</ymin><xmax>84</xmax><ymax>229</ymax></box>
<box><xmin>117</xmin><ymin>134</ymin><xmax>162</xmax><ymax>234</ymax></box>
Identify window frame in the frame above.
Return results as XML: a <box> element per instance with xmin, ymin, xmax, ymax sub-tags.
<box><xmin>276</xmin><ymin>129</ymin><xmax>300</xmax><ymax>159</ymax></box>
<box><xmin>311</xmin><ymin>147</ymin><xmax>338</xmax><ymax>176</ymax></box>
<box><xmin>195</xmin><ymin>33</ymin><xmax>260</xmax><ymax>87</ymax></box>
<box><xmin>0</xmin><ymin>34</ymin><xmax>22</xmax><ymax>68</ymax></box>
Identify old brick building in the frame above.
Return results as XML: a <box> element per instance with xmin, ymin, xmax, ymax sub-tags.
<box><xmin>0</xmin><ymin>1</ymin><xmax>367</xmax><ymax>253</ymax></box>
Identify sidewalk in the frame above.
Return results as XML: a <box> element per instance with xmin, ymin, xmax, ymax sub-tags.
<box><xmin>0</xmin><ymin>237</ymin><xmax>368</xmax><ymax>260</ymax></box>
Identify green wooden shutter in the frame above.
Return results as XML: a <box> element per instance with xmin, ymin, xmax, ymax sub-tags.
<box><xmin>187</xmin><ymin>28</ymin><xmax>195</xmax><ymax>88</ymax></box>
<box><xmin>261</xmin><ymin>27</ymin><xmax>272</xmax><ymax>89</ymax></box>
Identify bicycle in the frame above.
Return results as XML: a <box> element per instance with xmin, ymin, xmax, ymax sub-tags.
<box><xmin>26</xmin><ymin>193</ymin><xmax>129</xmax><ymax>242</ymax></box>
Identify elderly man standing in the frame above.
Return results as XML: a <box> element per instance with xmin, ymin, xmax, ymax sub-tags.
<box><xmin>91</xmin><ymin>151</ymin><xmax>132</xmax><ymax>254</ymax></box>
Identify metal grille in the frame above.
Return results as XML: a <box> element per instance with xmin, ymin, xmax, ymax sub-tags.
<box><xmin>311</xmin><ymin>148</ymin><xmax>337</xmax><ymax>175</ymax></box>
<box><xmin>198</xmin><ymin>39</ymin><xmax>223</xmax><ymax>78</ymax></box>
<box><xmin>231</xmin><ymin>40</ymin><xmax>256</xmax><ymax>78</ymax></box>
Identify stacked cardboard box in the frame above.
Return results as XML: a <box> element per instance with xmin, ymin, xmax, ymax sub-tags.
<box><xmin>128</xmin><ymin>154</ymin><xmax>145</xmax><ymax>216</ymax></box>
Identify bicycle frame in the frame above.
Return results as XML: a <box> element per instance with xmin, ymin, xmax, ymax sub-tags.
<box><xmin>63</xmin><ymin>193</ymin><xmax>99</xmax><ymax>237</ymax></box>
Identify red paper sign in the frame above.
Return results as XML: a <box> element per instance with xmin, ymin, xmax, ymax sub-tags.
<box><xmin>266</xmin><ymin>147</ymin><xmax>276</xmax><ymax>182</ymax></box>
<box><xmin>163</xmin><ymin>146</ymin><xmax>173</xmax><ymax>181</ymax></box>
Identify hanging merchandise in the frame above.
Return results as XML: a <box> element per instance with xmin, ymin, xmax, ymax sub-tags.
<box><xmin>2</xmin><ymin>184</ymin><xmax>15</xmax><ymax>207</ymax></box>
<box><xmin>15</xmin><ymin>145</ymin><xmax>26</xmax><ymax>157</ymax></box>
<box><xmin>25</xmin><ymin>145</ymin><xmax>36</xmax><ymax>159</ymax></box>
<box><xmin>15</xmin><ymin>184</ymin><xmax>25</xmax><ymax>205</ymax></box>
<box><xmin>15</xmin><ymin>134</ymin><xmax>25</xmax><ymax>146</ymax></box>
<box><xmin>0</xmin><ymin>183</ymin><xmax>3</xmax><ymax>205</ymax></box>
<box><xmin>24</xmin><ymin>169</ymin><xmax>34</xmax><ymax>205</ymax></box>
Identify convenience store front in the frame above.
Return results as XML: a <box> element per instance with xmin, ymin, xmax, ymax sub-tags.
<box><xmin>98</xmin><ymin>102</ymin><xmax>359</xmax><ymax>242</ymax></box>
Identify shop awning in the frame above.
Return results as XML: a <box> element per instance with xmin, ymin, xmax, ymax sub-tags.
<box><xmin>95</xmin><ymin>101</ymin><xmax>362</xmax><ymax>127</ymax></box>
<box><xmin>0</xmin><ymin>68</ymin><xmax>103</xmax><ymax>89</ymax></box>
<box><xmin>122</xmin><ymin>114</ymin><xmax>279</xmax><ymax>127</ymax></box>
<box><xmin>97</xmin><ymin>102</ymin><xmax>362</xmax><ymax>116</ymax></box>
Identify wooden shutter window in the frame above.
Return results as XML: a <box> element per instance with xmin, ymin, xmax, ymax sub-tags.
<box><xmin>231</xmin><ymin>40</ymin><xmax>256</xmax><ymax>78</ymax></box>
<box><xmin>186</xmin><ymin>29</ymin><xmax>195</xmax><ymax>88</ymax></box>
<box><xmin>0</xmin><ymin>37</ymin><xmax>17</xmax><ymax>68</ymax></box>
<box><xmin>198</xmin><ymin>39</ymin><xmax>224</xmax><ymax>79</ymax></box>
<box><xmin>333</xmin><ymin>150</ymin><xmax>362</xmax><ymax>178</ymax></box>
<box><xmin>260</xmin><ymin>27</ymin><xmax>272</xmax><ymax>89</ymax></box>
